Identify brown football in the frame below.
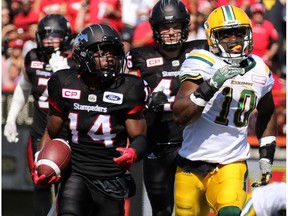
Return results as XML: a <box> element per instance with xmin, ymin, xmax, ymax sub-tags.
<box><xmin>36</xmin><ymin>138</ymin><xmax>71</xmax><ymax>179</ymax></box>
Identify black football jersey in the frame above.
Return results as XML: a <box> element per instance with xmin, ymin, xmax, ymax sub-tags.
<box><xmin>47</xmin><ymin>70</ymin><xmax>149</xmax><ymax>178</ymax></box>
<box><xmin>127</xmin><ymin>40</ymin><xmax>208</xmax><ymax>144</ymax></box>
<box><xmin>24</xmin><ymin>48</ymin><xmax>76</xmax><ymax>137</ymax></box>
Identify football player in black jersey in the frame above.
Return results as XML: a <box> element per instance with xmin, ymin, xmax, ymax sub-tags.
<box><xmin>127</xmin><ymin>0</ymin><xmax>208</xmax><ymax>215</ymax></box>
<box><xmin>32</xmin><ymin>24</ymin><xmax>150</xmax><ymax>216</ymax></box>
<box><xmin>3</xmin><ymin>14</ymin><xmax>74</xmax><ymax>216</ymax></box>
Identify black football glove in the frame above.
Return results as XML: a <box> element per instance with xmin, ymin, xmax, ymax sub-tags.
<box><xmin>145</xmin><ymin>91</ymin><xmax>168</xmax><ymax>112</ymax></box>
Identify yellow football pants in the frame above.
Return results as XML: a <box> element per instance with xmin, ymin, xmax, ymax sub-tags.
<box><xmin>175</xmin><ymin>161</ymin><xmax>248</xmax><ymax>216</ymax></box>
<box><xmin>240</xmin><ymin>193</ymin><xmax>256</xmax><ymax>216</ymax></box>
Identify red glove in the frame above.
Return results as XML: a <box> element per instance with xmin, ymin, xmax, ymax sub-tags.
<box><xmin>113</xmin><ymin>147</ymin><xmax>137</xmax><ymax>170</ymax></box>
<box><xmin>31</xmin><ymin>162</ymin><xmax>61</xmax><ymax>186</ymax></box>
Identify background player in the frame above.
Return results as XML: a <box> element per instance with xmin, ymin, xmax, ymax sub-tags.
<box><xmin>3</xmin><ymin>14</ymin><xmax>74</xmax><ymax>216</ymax></box>
<box><xmin>127</xmin><ymin>0</ymin><xmax>208</xmax><ymax>215</ymax></box>
<box><xmin>173</xmin><ymin>5</ymin><xmax>277</xmax><ymax>216</ymax></box>
<box><xmin>32</xmin><ymin>24</ymin><xmax>150</xmax><ymax>216</ymax></box>
<box><xmin>241</xmin><ymin>182</ymin><xmax>286</xmax><ymax>216</ymax></box>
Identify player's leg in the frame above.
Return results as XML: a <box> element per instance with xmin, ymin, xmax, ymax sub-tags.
<box><xmin>89</xmin><ymin>175</ymin><xmax>133</xmax><ymax>216</ymax></box>
<box><xmin>205</xmin><ymin>161</ymin><xmax>248</xmax><ymax>216</ymax></box>
<box><xmin>57</xmin><ymin>173</ymin><xmax>93</xmax><ymax>215</ymax></box>
<box><xmin>91</xmin><ymin>188</ymin><xmax>125</xmax><ymax>216</ymax></box>
<box><xmin>47</xmin><ymin>193</ymin><xmax>58</xmax><ymax>216</ymax></box>
<box><xmin>143</xmin><ymin>145</ymin><xmax>179</xmax><ymax>216</ymax></box>
<box><xmin>240</xmin><ymin>193</ymin><xmax>256</xmax><ymax>216</ymax></box>
<box><xmin>33</xmin><ymin>184</ymin><xmax>53</xmax><ymax>215</ymax></box>
<box><xmin>27</xmin><ymin>135</ymin><xmax>53</xmax><ymax>216</ymax></box>
<box><xmin>174</xmin><ymin>166</ymin><xmax>210</xmax><ymax>216</ymax></box>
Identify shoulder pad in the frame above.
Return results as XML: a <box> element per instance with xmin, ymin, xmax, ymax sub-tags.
<box><xmin>186</xmin><ymin>49</ymin><xmax>216</xmax><ymax>67</ymax></box>
<box><xmin>185</xmin><ymin>40</ymin><xmax>209</xmax><ymax>51</ymax></box>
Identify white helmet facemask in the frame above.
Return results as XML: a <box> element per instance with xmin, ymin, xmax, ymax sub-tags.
<box><xmin>207</xmin><ymin>23</ymin><xmax>253</xmax><ymax>65</ymax></box>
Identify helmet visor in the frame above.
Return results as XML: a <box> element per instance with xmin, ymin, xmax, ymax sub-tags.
<box><xmin>42</xmin><ymin>33</ymin><xmax>63</xmax><ymax>43</ymax></box>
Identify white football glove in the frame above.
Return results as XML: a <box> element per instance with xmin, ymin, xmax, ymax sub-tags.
<box><xmin>4</xmin><ymin>122</ymin><xmax>19</xmax><ymax>143</ymax></box>
<box><xmin>49</xmin><ymin>51</ymin><xmax>70</xmax><ymax>72</ymax></box>
<box><xmin>251</xmin><ymin>158</ymin><xmax>272</xmax><ymax>187</ymax></box>
<box><xmin>259</xmin><ymin>158</ymin><xmax>272</xmax><ymax>183</ymax></box>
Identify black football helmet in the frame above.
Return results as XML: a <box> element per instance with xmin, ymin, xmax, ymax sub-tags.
<box><xmin>36</xmin><ymin>14</ymin><xmax>72</xmax><ymax>55</ymax></box>
<box><xmin>72</xmin><ymin>24</ymin><xmax>126</xmax><ymax>83</ymax></box>
<box><xmin>149</xmin><ymin>0</ymin><xmax>190</xmax><ymax>50</ymax></box>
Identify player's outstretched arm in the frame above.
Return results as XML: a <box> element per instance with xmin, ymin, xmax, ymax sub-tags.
<box><xmin>252</xmin><ymin>91</ymin><xmax>277</xmax><ymax>187</ymax></box>
<box><xmin>4</xmin><ymin>75</ymin><xmax>32</xmax><ymax>142</ymax></box>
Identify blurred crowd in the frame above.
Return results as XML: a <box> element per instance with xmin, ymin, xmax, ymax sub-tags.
<box><xmin>1</xmin><ymin>0</ymin><xmax>286</xmax><ymax>136</ymax></box>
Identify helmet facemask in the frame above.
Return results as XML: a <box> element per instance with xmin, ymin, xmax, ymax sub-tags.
<box><xmin>156</xmin><ymin>22</ymin><xmax>187</xmax><ymax>50</ymax></box>
<box><xmin>149</xmin><ymin>0</ymin><xmax>190</xmax><ymax>51</ymax></box>
<box><xmin>81</xmin><ymin>44</ymin><xmax>126</xmax><ymax>83</ymax></box>
<box><xmin>39</xmin><ymin>32</ymin><xmax>64</xmax><ymax>55</ymax></box>
<box><xmin>210</xmin><ymin>26</ymin><xmax>253</xmax><ymax>65</ymax></box>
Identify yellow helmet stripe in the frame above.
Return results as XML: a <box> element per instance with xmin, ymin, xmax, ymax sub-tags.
<box><xmin>221</xmin><ymin>5</ymin><xmax>235</xmax><ymax>21</ymax></box>
<box><xmin>187</xmin><ymin>52</ymin><xmax>215</xmax><ymax>66</ymax></box>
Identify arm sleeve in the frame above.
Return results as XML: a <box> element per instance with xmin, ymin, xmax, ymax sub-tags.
<box><xmin>6</xmin><ymin>75</ymin><xmax>32</xmax><ymax>123</ymax></box>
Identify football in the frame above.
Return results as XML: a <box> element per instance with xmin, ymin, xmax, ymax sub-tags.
<box><xmin>36</xmin><ymin>138</ymin><xmax>71</xmax><ymax>178</ymax></box>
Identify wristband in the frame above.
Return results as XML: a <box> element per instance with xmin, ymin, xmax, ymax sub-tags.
<box><xmin>259</xmin><ymin>141</ymin><xmax>276</xmax><ymax>164</ymax></box>
<box><xmin>190</xmin><ymin>93</ymin><xmax>207</xmax><ymax>107</ymax></box>
<box><xmin>194</xmin><ymin>80</ymin><xmax>217</xmax><ymax>102</ymax></box>
<box><xmin>130</xmin><ymin>135</ymin><xmax>147</xmax><ymax>161</ymax></box>
<box><xmin>259</xmin><ymin>136</ymin><xmax>276</xmax><ymax>147</ymax></box>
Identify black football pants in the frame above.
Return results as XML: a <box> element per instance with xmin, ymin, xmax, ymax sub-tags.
<box><xmin>143</xmin><ymin>144</ymin><xmax>180</xmax><ymax>216</ymax></box>
<box><xmin>57</xmin><ymin>173</ymin><xmax>125</xmax><ymax>216</ymax></box>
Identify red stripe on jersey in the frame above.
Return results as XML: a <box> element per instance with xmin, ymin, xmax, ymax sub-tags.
<box><xmin>48</xmin><ymin>97</ymin><xmax>63</xmax><ymax>115</ymax></box>
<box><xmin>136</xmin><ymin>69</ymin><xmax>142</xmax><ymax>77</ymax></box>
<box><xmin>127</xmin><ymin>105</ymin><xmax>144</xmax><ymax>115</ymax></box>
